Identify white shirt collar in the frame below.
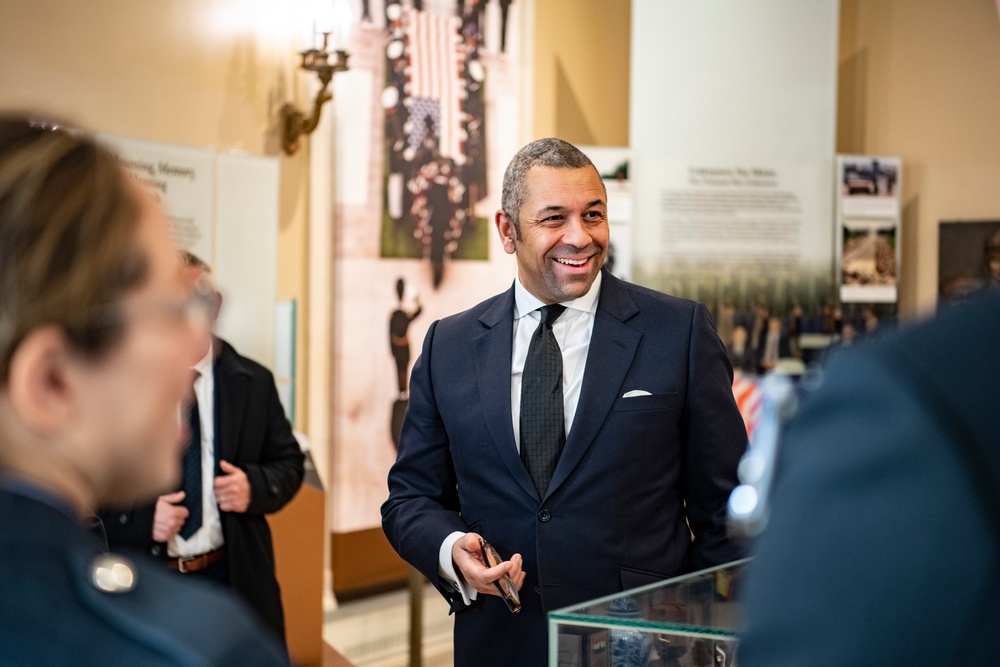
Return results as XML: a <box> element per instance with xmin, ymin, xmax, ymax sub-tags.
<box><xmin>513</xmin><ymin>270</ymin><xmax>603</xmax><ymax>321</ymax></box>
<box><xmin>193</xmin><ymin>342</ymin><xmax>213</xmax><ymax>377</ymax></box>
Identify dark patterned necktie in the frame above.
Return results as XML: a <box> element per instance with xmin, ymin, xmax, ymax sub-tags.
<box><xmin>520</xmin><ymin>304</ymin><xmax>566</xmax><ymax>497</ymax></box>
<box><xmin>179</xmin><ymin>373</ymin><xmax>202</xmax><ymax>539</ymax></box>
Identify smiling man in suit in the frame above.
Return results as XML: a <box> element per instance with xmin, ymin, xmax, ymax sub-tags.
<box><xmin>382</xmin><ymin>138</ymin><xmax>747</xmax><ymax>665</ymax></box>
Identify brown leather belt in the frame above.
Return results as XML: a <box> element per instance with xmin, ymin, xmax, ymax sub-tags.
<box><xmin>167</xmin><ymin>546</ymin><xmax>226</xmax><ymax>573</ymax></box>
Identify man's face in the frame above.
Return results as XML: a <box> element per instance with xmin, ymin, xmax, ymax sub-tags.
<box><xmin>77</xmin><ymin>187</ymin><xmax>206</xmax><ymax>505</ymax></box>
<box><xmin>182</xmin><ymin>263</ymin><xmax>218</xmax><ymax>363</ymax></box>
<box><xmin>497</xmin><ymin>165</ymin><xmax>608</xmax><ymax>304</ymax></box>
<box><xmin>987</xmin><ymin>253</ymin><xmax>1000</xmax><ymax>279</ymax></box>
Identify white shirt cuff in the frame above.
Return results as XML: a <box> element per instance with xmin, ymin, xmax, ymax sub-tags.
<box><xmin>439</xmin><ymin>531</ymin><xmax>477</xmax><ymax>606</ymax></box>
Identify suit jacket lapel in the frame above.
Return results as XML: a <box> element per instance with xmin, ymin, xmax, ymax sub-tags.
<box><xmin>213</xmin><ymin>340</ymin><xmax>249</xmax><ymax>471</ymax></box>
<box><xmin>546</xmin><ymin>272</ymin><xmax>641</xmax><ymax>499</ymax></box>
<box><xmin>474</xmin><ymin>287</ymin><xmax>540</xmax><ymax>500</ymax></box>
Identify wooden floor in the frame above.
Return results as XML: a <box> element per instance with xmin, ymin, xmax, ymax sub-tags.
<box><xmin>322</xmin><ymin>582</ymin><xmax>454</xmax><ymax>667</ymax></box>
<box><xmin>323</xmin><ymin>641</ymin><xmax>355</xmax><ymax>667</ymax></box>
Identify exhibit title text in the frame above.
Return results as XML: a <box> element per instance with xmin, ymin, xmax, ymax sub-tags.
<box><xmin>116</xmin><ymin>157</ymin><xmax>198</xmax><ymax>198</ymax></box>
<box><xmin>688</xmin><ymin>166</ymin><xmax>778</xmax><ymax>188</ymax></box>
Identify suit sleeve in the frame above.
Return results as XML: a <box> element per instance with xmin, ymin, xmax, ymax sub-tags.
<box><xmin>381</xmin><ymin>320</ymin><xmax>471</xmax><ymax>601</ymax></box>
<box><xmin>682</xmin><ymin>302</ymin><xmax>747</xmax><ymax>569</ymax></box>
<box><xmin>243</xmin><ymin>369</ymin><xmax>305</xmax><ymax>515</ymax></box>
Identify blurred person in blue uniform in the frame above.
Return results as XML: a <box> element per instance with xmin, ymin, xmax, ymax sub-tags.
<box><xmin>0</xmin><ymin>114</ymin><xmax>288</xmax><ymax>666</ymax></box>
<box><xmin>739</xmin><ymin>288</ymin><xmax>1000</xmax><ymax>666</ymax></box>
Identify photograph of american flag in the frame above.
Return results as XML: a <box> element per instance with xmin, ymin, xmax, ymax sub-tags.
<box><xmin>380</xmin><ymin>1</ymin><xmax>496</xmax><ymax>282</ymax></box>
<box><xmin>733</xmin><ymin>375</ymin><xmax>763</xmax><ymax>440</ymax></box>
<box><xmin>405</xmin><ymin>8</ymin><xmax>464</xmax><ymax>160</ymax></box>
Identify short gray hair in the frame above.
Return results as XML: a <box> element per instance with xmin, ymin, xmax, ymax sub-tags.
<box><xmin>500</xmin><ymin>138</ymin><xmax>600</xmax><ymax>236</ymax></box>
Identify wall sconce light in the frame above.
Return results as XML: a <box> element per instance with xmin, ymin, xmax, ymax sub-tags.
<box><xmin>281</xmin><ymin>3</ymin><xmax>353</xmax><ymax>155</ymax></box>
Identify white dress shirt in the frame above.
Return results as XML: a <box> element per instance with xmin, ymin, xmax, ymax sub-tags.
<box><xmin>168</xmin><ymin>344</ymin><xmax>226</xmax><ymax>558</ymax></box>
<box><xmin>438</xmin><ymin>272</ymin><xmax>603</xmax><ymax>604</ymax></box>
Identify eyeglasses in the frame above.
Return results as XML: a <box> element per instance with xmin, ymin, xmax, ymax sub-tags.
<box><xmin>94</xmin><ymin>282</ymin><xmax>219</xmax><ymax>333</ymax></box>
<box><xmin>479</xmin><ymin>538</ymin><xmax>521</xmax><ymax>614</ymax></box>
<box><xmin>183</xmin><ymin>281</ymin><xmax>221</xmax><ymax>329</ymax></box>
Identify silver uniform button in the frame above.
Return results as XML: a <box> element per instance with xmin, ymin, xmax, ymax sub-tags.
<box><xmin>90</xmin><ymin>554</ymin><xmax>137</xmax><ymax>593</ymax></box>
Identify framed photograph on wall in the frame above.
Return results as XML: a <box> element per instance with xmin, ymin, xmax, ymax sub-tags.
<box><xmin>836</xmin><ymin>155</ymin><xmax>902</xmax><ymax>304</ymax></box>
<box><xmin>938</xmin><ymin>220</ymin><xmax>1000</xmax><ymax>301</ymax></box>
<box><xmin>839</xmin><ymin>217</ymin><xmax>898</xmax><ymax>303</ymax></box>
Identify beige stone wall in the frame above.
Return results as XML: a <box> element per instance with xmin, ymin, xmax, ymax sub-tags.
<box><xmin>839</xmin><ymin>0</ymin><xmax>1000</xmax><ymax>316</ymax></box>
<box><xmin>0</xmin><ymin>0</ymin><xmax>313</xmax><ymax>431</ymax></box>
<box><xmin>533</xmin><ymin>0</ymin><xmax>631</xmax><ymax>146</ymax></box>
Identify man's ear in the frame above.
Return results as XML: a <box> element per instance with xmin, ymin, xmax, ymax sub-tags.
<box><xmin>495</xmin><ymin>210</ymin><xmax>517</xmax><ymax>255</ymax></box>
<box><xmin>210</xmin><ymin>290</ymin><xmax>222</xmax><ymax>328</ymax></box>
<box><xmin>6</xmin><ymin>327</ymin><xmax>77</xmax><ymax>435</ymax></box>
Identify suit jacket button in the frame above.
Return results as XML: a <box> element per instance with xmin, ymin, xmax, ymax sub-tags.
<box><xmin>118</xmin><ymin>513</ymin><xmax>128</xmax><ymax>524</ymax></box>
<box><xmin>538</xmin><ymin>509</ymin><xmax>551</xmax><ymax>522</ymax></box>
<box><xmin>534</xmin><ymin>585</ymin><xmax>541</xmax><ymax>594</ymax></box>
<box><xmin>151</xmin><ymin>545</ymin><xmax>161</xmax><ymax>556</ymax></box>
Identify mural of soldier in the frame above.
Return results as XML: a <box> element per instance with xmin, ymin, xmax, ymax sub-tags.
<box><xmin>389</xmin><ymin>276</ymin><xmax>422</xmax><ymax>447</ymax></box>
<box><xmin>389</xmin><ymin>276</ymin><xmax>423</xmax><ymax>398</ymax></box>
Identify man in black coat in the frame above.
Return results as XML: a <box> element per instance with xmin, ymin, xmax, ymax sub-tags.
<box><xmin>100</xmin><ymin>255</ymin><xmax>304</xmax><ymax>647</ymax></box>
<box><xmin>739</xmin><ymin>288</ymin><xmax>1000</xmax><ymax>665</ymax></box>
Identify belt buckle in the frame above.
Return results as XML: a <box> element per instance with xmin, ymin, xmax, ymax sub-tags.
<box><xmin>177</xmin><ymin>555</ymin><xmax>197</xmax><ymax>573</ymax></box>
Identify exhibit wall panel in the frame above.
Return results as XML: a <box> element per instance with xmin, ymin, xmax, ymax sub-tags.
<box><xmin>318</xmin><ymin>0</ymin><xmax>538</xmax><ymax>595</ymax></box>
<box><xmin>326</xmin><ymin>0</ymin><xmax>533</xmax><ymax>541</ymax></box>
<box><xmin>216</xmin><ymin>153</ymin><xmax>280</xmax><ymax>367</ymax></box>
<box><xmin>629</xmin><ymin>0</ymin><xmax>839</xmax><ymax>333</ymax></box>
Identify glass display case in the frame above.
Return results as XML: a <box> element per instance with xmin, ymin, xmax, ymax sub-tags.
<box><xmin>548</xmin><ymin>558</ymin><xmax>750</xmax><ymax>667</ymax></box>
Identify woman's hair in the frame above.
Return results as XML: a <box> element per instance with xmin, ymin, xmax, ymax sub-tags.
<box><xmin>0</xmin><ymin>113</ymin><xmax>149</xmax><ymax>379</ymax></box>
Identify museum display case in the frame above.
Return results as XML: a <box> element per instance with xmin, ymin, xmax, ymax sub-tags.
<box><xmin>548</xmin><ymin>558</ymin><xmax>750</xmax><ymax>667</ymax></box>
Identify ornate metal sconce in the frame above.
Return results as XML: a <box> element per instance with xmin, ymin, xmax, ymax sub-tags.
<box><xmin>281</xmin><ymin>31</ymin><xmax>350</xmax><ymax>155</ymax></box>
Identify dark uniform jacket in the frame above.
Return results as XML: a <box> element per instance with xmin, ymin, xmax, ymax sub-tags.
<box><xmin>99</xmin><ymin>338</ymin><xmax>304</xmax><ymax>642</ymax></box>
<box><xmin>739</xmin><ymin>289</ymin><xmax>1000</xmax><ymax>666</ymax></box>
<box><xmin>0</xmin><ymin>480</ymin><xmax>289</xmax><ymax>666</ymax></box>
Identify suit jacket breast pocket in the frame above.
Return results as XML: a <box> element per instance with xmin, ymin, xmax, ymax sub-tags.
<box><xmin>612</xmin><ymin>392</ymin><xmax>681</xmax><ymax>412</ymax></box>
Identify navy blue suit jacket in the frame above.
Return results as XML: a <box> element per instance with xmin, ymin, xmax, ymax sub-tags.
<box><xmin>382</xmin><ymin>270</ymin><xmax>746</xmax><ymax>665</ymax></box>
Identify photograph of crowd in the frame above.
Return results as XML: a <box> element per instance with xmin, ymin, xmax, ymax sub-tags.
<box><xmin>938</xmin><ymin>220</ymin><xmax>1000</xmax><ymax>302</ymax></box>
<box><xmin>842</xmin><ymin>158</ymin><xmax>898</xmax><ymax>198</ymax></box>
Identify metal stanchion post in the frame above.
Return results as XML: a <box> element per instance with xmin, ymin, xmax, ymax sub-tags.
<box><xmin>408</xmin><ymin>566</ymin><xmax>423</xmax><ymax>667</ymax></box>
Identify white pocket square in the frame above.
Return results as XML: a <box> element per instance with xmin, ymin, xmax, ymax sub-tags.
<box><xmin>622</xmin><ymin>390</ymin><xmax>652</xmax><ymax>398</ymax></box>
